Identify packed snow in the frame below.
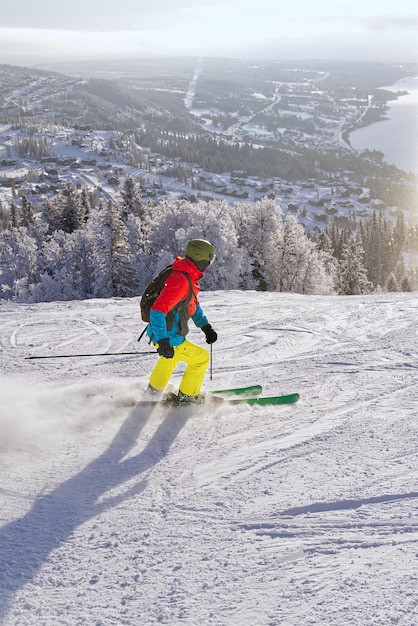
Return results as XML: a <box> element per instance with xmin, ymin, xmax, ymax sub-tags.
<box><xmin>0</xmin><ymin>290</ymin><xmax>417</xmax><ymax>625</ymax></box>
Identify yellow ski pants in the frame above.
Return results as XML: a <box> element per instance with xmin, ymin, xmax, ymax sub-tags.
<box><xmin>149</xmin><ymin>339</ymin><xmax>210</xmax><ymax>397</ymax></box>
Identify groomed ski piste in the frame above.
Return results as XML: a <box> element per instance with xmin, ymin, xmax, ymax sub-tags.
<box><xmin>0</xmin><ymin>290</ymin><xmax>417</xmax><ymax>626</ymax></box>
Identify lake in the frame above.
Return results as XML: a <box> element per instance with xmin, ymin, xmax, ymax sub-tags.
<box><xmin>349</xmin><ymin>76</ymin><xmax>418</xmax><ymax>175</ymax></box>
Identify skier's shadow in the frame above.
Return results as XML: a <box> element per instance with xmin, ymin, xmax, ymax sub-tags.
<box><xmin>0</xmin><ymin>400</ymin><xmax>189</xmax><ymax>621</ymax></box>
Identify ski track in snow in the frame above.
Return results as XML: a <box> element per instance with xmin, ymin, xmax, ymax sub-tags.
<box><xmin>0</xmin><ymin>291</ymin><xmax>417</xmax><ymax>625</ymax></box>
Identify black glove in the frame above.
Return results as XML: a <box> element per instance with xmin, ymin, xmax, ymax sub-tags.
<box><xmin>202</xmin><ymin>324</ymin><xmax>218</xmax><ymax>344</ymax></box>
<box><xmin>157</xmin><ymin>338</ymin><xmax>174</xmax><ymax>358</ymax></box>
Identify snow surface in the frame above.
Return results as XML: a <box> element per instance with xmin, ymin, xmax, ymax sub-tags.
<box><xmin>0</xmin><ymin>290</ymin><xmax>417</xmax><ymax>626</ymax></box>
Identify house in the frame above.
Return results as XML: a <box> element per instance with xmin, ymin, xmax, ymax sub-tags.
<box><xmin>0</xmin><ymin>175</ymin><xmax>26</xmax><ymax>187</ymax></box>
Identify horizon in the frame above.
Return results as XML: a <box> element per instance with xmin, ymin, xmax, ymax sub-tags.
<box><xmin>1</xmin><ymin>0</ymin><xmax>417</xmax><ymax>67</ymax></box>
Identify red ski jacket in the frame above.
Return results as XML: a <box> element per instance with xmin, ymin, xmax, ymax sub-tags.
<box><xmin>147</xmin><ymin>256</ymin><xmax>209</xmax><ymax>345</ymax></box>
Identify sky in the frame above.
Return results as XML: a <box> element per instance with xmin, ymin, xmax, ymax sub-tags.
<box><xmin>0</xmin><ymin>0</ymin><xmax>417</xmax><ymax>66</ymax></box>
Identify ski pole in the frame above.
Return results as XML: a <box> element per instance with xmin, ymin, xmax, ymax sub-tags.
<box><xmin>25</xmin><ymin>350</ymin><xmax>156</xmax><ymax>360</ymax></box>
<box><xmin>210</xmin><ymin>343</ymin><xmax>213</xmax><ymax>380</ymax></box>
<box><xmin>137</xmin><ymin>325</ymin><xmax>148</xmax><ymax>343</ymax></box>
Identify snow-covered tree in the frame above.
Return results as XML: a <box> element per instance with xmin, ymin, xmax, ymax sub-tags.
<box><xmin>275</xmin><ymin>216</ymin><xmax>334</xmax><ymax>294</ymax></box>
<box><xmin>125</xmin><ymin>212</ymin><xmax>154</xmax><ymax>293</ymax></box>
<box><xmin>45</xmin><ymin>182</ymin><xmax>86</xmax><ymax>233</ymax></box>
<box><xmin>2</xmin><ymin>185</ymin><xmax>413</xmax><ymax>303</ymax></box>
<box><xmin>19</xmin><ymin>195</ymin><xmax>35</xmax><ymax>228</ymax></box>
<box><xmin>120</xmin><ymin>176</ymin><xmax>146</xmax><ymax>220</ymax></box>
<box><xmin>90</xmin><ymin>201</ymin><xmax>136</xmax><ymax>298</ymax></box>
<box><xmin>30</xmin><ymin>230</ymin><xmax>79</xmax><ymax>302</ymax></box>
<box><xmin>337</xmin><ymin>235</ymin><xmax>372</xmax><ymax>295</ymax></box>
<box><xmin>314</xmin><ymin>230</ymin><xmax>338</xmax><ymax>289</ymax></box>
<box><xmin>234</xmin><ymin>197</ymin><xmax>283</xmax><ymax>290</ymax></box>
<box><xmin>0</xmin><ymin>226</ymin><xmax>39</xmax><ymax>301</ymax></box>
<box><xmin>385</xmin><ymin>272</ymin><xmax>399</xmax><ymax>292</ymax></box>
<box><xmin>147</xmin><ymin>198</ymin><xmax>252</xmax><ymax>290</ymax></box>
<box><xmin>276</xmin><ymin>216</ymin><xmax>307</xmax><ymax>292</ymax></box>
<box><xmin>72</xmin><ymin>228</ymin><xmax>95</xmax><ymax>299</ymax></box>
<box><xmin>176</xmin><ymin>199</ymin><xmax>250</xmax><ymax>290</ymax></box>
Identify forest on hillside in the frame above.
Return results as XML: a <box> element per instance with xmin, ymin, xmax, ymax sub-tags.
<box><xmin>0</xmin><ymin>178</ymin><xmax>416</xmax><ymax>303</ymax></box>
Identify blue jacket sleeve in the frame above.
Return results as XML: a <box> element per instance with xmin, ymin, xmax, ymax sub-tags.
<box><xmin>149</xmin><ymin>309</ymin><xmax>168</xmax><ymax>343</ymax></box>
<box><xmin>191</xmin><ymin>304</ymin><xmax>209</xmax><ymax>329</ymax></box>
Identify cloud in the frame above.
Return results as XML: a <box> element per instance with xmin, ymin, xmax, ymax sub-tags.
<box><xmin>3</xmin><ymin>2</ymin><xmax>417</xmax><ymax>36</ymax></box>
<box><xmin>248</xmin><ymin>25</ymin><xmax>418</xmax><ymax>63</ymax></box>
<box><xmin>364</xmin><ymin>14</ymin><xmax>418</xmax><ymax>32</ymax></box>
<box><xmin>0</xmin><ymin>0</ymin><xmax>241</xmax><ymax>31</ymax></box>
<box><xmin>323</xmin><ymin>13</ymin><xmax>418</xmax><ymax>33</ymax></box>
<box><xmin>2</xmin><ymin>0</ymin><xmax>186</xmax><ymax>30</ymax></box>
<box><xmin>1</xmin><ymin>1</ymin><xmax>416</xmax><ymax>64</ymax></box>
<box><xmin>0</xmin><ymin>29</ymin><xmax>155</xmax><ymax>64</ymax></box>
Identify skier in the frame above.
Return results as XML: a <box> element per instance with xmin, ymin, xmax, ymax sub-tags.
<box><xmin>146</xmin><ymin>239</ymin><xmax>218</xmax><ymax>404</ymax></box>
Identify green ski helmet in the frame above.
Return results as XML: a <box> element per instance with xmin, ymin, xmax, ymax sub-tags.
<box><xmin>185</xmin><ymin>239</ymin><xmax>215</xmax><ymax>271</ymax></box>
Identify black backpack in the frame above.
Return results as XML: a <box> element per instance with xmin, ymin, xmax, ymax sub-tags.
<box><xmin>140</xmin><ymin>265</ymin><xmax>194</xmax><ymax>330</ymax></box>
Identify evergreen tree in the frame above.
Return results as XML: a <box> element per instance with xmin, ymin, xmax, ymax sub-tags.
<box><xmin>361</xmin><ymin>211</ymin><xmax>386</xmax><ymax>287</ymax></box>
<box><xmin>31</xmin><ymin>230</ymin><xmax>79</xmax><ymax>302</ymax></box>
<box><xmin>148</xmin><ymin>198</ymin><xmax>251</xmax><ymax>290</ymax></box>
<box><xmin>2</xmin><ymin>182</ymin><xmax>413</xmax><ymax>303</ymax></box>
<box><xmin>276</xmin><ymin>216</ymin><xmax>334</xmax><ymax>294</ymax></box>
<box><xmin>188</xmin><ymin>199</ymin><xmax>251</xmax><ymax>291</ymax></box>
<box><xmin>385</xmin><ymin>273</ymin><xmax>399</xmax><ymax>292</ymax></box>
<box><xmin>19</xmin><ymin>195</ymin><xmax>35</xmax><ymax>228</ymax></box>
<box><xmin>59</xmin><ymin>182</ymin><xmax>86</xmax><ymax>233</ymax></box>
<box><xmin>40</xmin><ymin>182</ymin><xmax>86</xmax><ymax>234</ymax></box>
<box><xmin>9</xmin><ymin>202</ymin><xmax>18</xmax><ymax>229</ymax></box>
<box><xmin>79</xmin><ymin>186</ymin><xmax>92</xmax><ymax>223</ymax></box>
<box><xmin>234</xmin><ymin>197</ymin><xmax>283</xmax><ymax>290</ymax></box>
<box><xmin>90</xmin><ymin>201</ymin><xmax>136</xmax><ymax>298</ymax></box>
<box><xmin>337</xmin><ymin>235</ymin><xmax>372</xmax><ymax>295</ymax></box>
<box><xmin>125</xmin><ymin>213</ymin><xmax>154</xmax><ymax>293</ymax></box>
<box><xmin>314</xmin><ymin>229</ymin><xmax>338</xmax><ymax>287</ymax></box>
<box><xmin>0</xmin><ymin>202</ymin><xmax>9</xmax><ymax>230</ymax></box>
<box><xmin>72</xmin><ymin>229</ymin><xmax>95</xmax><ymax>299</ymax></box>
<box><xmin>0</xmin><ymin>226</ymin><xmax>39</xmax><ymax>301</ymax></box>
<box><xmin>120</xmin><ymin>176</ymin><xmax>145</xmax><ymax>220</ymax></box>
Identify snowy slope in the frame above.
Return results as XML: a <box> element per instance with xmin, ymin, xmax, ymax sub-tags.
<box><xmin>0</xmin><ymin>290</ymin><xmax>417</xmax><ymax>626</ymax></box>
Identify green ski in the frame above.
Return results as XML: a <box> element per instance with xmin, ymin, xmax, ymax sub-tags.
<box><xmin>138</xmin><ymin>386</ymin><xmax>299</xmax><ymax>407</ymax></box>
<box><xmin>211</xmin><ymin>384</ymin><xmax>262</xmax><ymax>398</ymax></box>
<box><xmin>224</xmin><ymin>392</ymin><xmax>300</xmax><ymax>406</ymax></box>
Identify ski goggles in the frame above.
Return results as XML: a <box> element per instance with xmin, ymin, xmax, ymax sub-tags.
<box><xmin>195</xmin><ymin>253</ymin><xmax>215</xmax><ymax>272</ymax></box>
